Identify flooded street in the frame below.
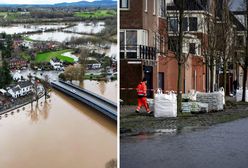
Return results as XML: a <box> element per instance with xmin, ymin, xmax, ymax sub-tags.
<box><xmin>0</xmin><ymin>91</ymin><xmax>116</xmax><ymax>168</ymax></box>
<box><xmin>121</xmin><ymin>118</ymin><xmax>248</xmax><ymax>168</ymax></box>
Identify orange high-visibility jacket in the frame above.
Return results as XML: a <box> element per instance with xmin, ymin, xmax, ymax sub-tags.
<box><xmin>136</xmin><ymin>82</ymin><xmax>147</xmax><ymax>97</ymax></box>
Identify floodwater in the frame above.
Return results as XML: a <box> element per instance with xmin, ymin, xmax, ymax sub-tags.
<box><xmin>28</xmin><ymin>31</ymin><xmax>90</xmax><ymax>42</ymax></box>
<box><xmin>0</xmin><ymin>23</ymin><xmax>67</xmax><ymax>34</ymax></box>
<box><xmin>64</xmin><ymin>21</ymin><xmax>105</xmax><ymax>34</ymax></box>
<box><xmin>0</xmin><ymin>21</ymin><xmax>104</xmax><ymax>35</ymax></box>
<box><xmin>0</xmin><ymin>91</ymin><xmax>116</xmax><ymax>168</ymax></box>
<box><xmin>11</xmin><ymin>70</ymin><xmax>117</xmax><ymax>102</ymax></box>
<box><xmin>74</xmin><ymin>80</ymin><xmax>117</xmax><ymax>103</ymax></box>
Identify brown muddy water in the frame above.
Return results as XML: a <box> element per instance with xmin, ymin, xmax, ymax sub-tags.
<box><xmin>75</xmin><ymin>80</ymin><xmax>117</xmax><ymax>103</ymax></box>
<box><xmin>0</xmin><ymin>91</ymin><xmax>117</xmax><ymax>168</ymax></box>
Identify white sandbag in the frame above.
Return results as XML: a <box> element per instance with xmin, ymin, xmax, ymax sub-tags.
<box><xmin>154</xmin><ymin>91</ymin><xmax>177</xmax><ymax>118</ymax></box>
<box><xmin>189</xmin><ymin>90</ymin><xmax>197</xmax><ymax>101</ymax></box>
<box><xmin>236</xmin><ymin>89</ymin><xmax>248</xmax><ymax>102</ymax></box>
<box><xmin>219</xmin><ymin>87</ymin><xmax>225</xmax><ymax>105</ymax></box>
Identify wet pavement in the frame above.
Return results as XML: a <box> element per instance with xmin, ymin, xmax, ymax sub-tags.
<box><xmin>121</xmin><ymin>118</ymin><xmax>248</xmax><ymax>168</ymax></box>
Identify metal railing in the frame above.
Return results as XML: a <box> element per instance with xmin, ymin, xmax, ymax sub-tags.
<box><xmin>120</xmin><ymin>45</ymin><xmax>157</xmax><ymax>61</ymax></box>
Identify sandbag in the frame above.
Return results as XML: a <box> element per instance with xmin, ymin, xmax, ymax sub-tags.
<box><xmin>219</xmin><ymin>87</ymin><xmax>225</xmax><ymax>105</ymax></box>
<box><xmin>154</xmin><ymin>91</ymin><xmax>177</xmax><ymax>118</ymax></box>
<box><xmin>236</xmin><ymin>89</ymin><xmax>248</xmax><ymax>102</ymax></box>
<box><xmin>196</xmin><ymin>92</ymin><xmax>223</xmax><ymax>111</ymax></box>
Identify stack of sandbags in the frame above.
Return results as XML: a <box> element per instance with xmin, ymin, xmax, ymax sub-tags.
<box><xmin>236</xmin><ymin>89</ymin><xmax>248</xmax><ymax>102</ymax></box>
<box><xmin>182</xmin><ymin>102</ymin><xmax>201</xmax><ymax>113</ymax></box>
<box><xmin>154</xmin><ymin>92</ymin><xmax>177</xmax><ymax>118</ymax></box>
<box><xmin>182</xmin><ymin>102</ymin><xmax>191</xmax><ymax>113</ymax></box>
<box><xmin>196</xmin><ymin>92</ymin><xmax>224</xmax><ymax>111</ymax></box>
<box><xmin>197</xmin><ymin>102</ymin><xmax>209</xmax><ymax>113</ymax></box>
<box><xmin>182</xmin><ymin>102</ymin><xmax>209</xmax><ymax>113</ymax></box>
<box><xmin>190</xmin><ymin>102</ymin><xmax>201</xmax><ymax>112</ymax></box>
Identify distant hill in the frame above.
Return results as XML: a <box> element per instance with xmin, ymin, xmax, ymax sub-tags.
<box><xmin>0</xmin><ymin>0</ymin><xmax>117</xmax><ymax>8</ymax></box>
<box><xmin>55</xmin><ymin>0</ymin><xmax>117</xmax><ymax>7</ymax></box>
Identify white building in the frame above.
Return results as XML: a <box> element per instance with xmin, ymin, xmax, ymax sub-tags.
<box><xmin>8</xmin><ymin>81</ymin><xmax>33</xmax><ymax>98</ymax></box>
<box><xmin>50</xmin><ymin>58</ymin><xmax>64</xmax><ymax>71</ymax></box>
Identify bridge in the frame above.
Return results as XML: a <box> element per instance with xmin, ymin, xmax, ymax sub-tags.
<box><xmin>51</xmin><ymin>80</ymin><xmax>117</xmax><ymax>121</ymax></box>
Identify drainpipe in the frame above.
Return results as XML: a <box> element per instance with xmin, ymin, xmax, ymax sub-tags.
<box><xmin>195</xmin><ymin>69</ymin><xmax>197</xmax><ymax>90</ymax></box>
<box><xmin>184</xmin><ymin>59</ymin><xmax>186</xmax><ymax>93</ymax></box>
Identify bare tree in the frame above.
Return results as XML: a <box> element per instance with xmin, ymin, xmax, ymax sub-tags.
<box><xmin>79</xmin><ymin>48</ymin><xmax>89</xmax><ymax>82</ymax></box>
<box><xmin>215</xmin><ymin>0</ymin><xmax>235</xmax><ymax>98</ymax></box>
<box><xmin>203</xmin><ymin>1</ymin><xmax>218</xmax><ymax>92</ymax></box>
<box><xmin>168</xmin><ymin>0</ymin><xmax>203</xmax><ymax>113</ymax></box>
<box><xmin>236</xmin><ymin>0</ymin><xmax>248</xmax><ymax>101</ymax></box>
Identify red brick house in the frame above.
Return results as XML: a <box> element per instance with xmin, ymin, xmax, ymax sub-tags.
<box><xmin>120</xmin><ymin>0</ymin><xmax>209</xmax><ymax>104</ymax></box>
<box><xmin>7</xmin><ymin>57</ymin><xmax>28</xmax><ymax>69</ymax></box>
<box><xmin>120</xmin><ymin>0</ymin><xmax>167</xmax><ymax>104</ymax></box>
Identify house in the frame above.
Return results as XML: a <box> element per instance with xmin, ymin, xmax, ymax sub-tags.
<box><xmin>7</xmin><ymin>81</ymin><xmax>33</xmax><ymax>98</ymax></box>
<box><xmin>120</xmin><ymin>0</ymin><xmax>167</xmax><ymax>104</ymax></box>
<box><xmin>87</xmin><ymin>63</ymin><xmax>101</xmax><ymax>70</ymax></box>
<box><xmin>165</xmin><ymin>0</ymin><xmax>210</xmax><ymax>93</ymax></box>
<box><xmin>7</xmin><ymin>57</ymin><xmax>28</xmax><ymax>69</ymax></box>
<box><xmin>0</xmin><ymin>89</ymin><xmax>7</xmax><ymax>95</ymax></box>
<box><xmin>50</xmin><ymin>58</ymin><xmax>64</xmax><ymax>71</ymax></box>
<box><xmin>0</xmin><ymin>94</ymin><xmax>12</xmax><ymax>110</ymax></box>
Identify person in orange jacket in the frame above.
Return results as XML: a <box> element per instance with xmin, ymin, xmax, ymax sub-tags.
<box><xmin>135</xmin><ymin>78</ymin><xmax>153</xmax><ymax>114</ymax></box>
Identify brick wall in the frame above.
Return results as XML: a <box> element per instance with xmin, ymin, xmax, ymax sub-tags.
<box><xmin>120</xmin><ymin>0</ymin><xmax>143</xmax><ymax>29</ymax></box>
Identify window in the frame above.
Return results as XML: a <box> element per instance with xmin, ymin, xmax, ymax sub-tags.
<box><xmin>159</xmin><ymin>0</ymin><xmax>166</xmax><ymax>17</ymax></box>
<box><xmin>170</xmin><ymin>17</ymin><xmax>198</xmax><ymax>32</ymax></box>
<box><xmin>168</xmin><ymin>18</ymin><xmax>178</xmax><ymax>32</ymax></box>
<box><xmin>126</xmin><ymin>31</ymin><xmax>137</xmax><ymax>50</ymax></box>
<box><xmin>182</xmin><ymin>18</ymin><xmax>188</xmax><ymax>31</ymax></box>
<box><xmin>145</xmin><ymin>0</ymin><xmax>148</xmax><ymax>12</ymax></box>
<box><xmin>189</xmin><ymin>17</ymin><xmax>198</xmax><ymax>31</ymax></box>
<box><xmin>120</xmin><ymin>0</ymin><xmax>129</xmax><ymax>9</ymax></box>
<box><xmin>120</xmin><ymin>30</ymin><xmax>138</xmax><ymax>58</ymax></box>
<box><xmin>166</xmin><ymin>0</ymin><xmax>174</xmax><ymax>6</ymax></box>
<box><xmin>237</xmin><ymin>35</ymin><xmax>244</xmax><ymax>46</ymax></box>
<box><xmin>168</xmin><ymin>37</ymin><xmax>178</xmax><ymax>52</ymax></box>
<box><xmin>120</xmin><ymin>32</ymin><xmax>125</xmax><ymax>50</ymax></box>
<box><xmin>189</xmin><ymin>43</ymin><xmax>196</xmax><ymax>54</ymax></box>
<box><xmin>153</xmin><ymin>0</ymin><xmax>156</xmax><ymax>15</ymax></box>
<box><xmin>159</xmin><ymin>72</ymin><xmax>165</xmax><ymax>90</ymax></box>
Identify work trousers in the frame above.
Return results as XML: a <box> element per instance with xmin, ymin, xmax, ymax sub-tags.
<box><xmin>136</xmin><ymin>97</ymin><xmax>150</xmax><ymax>113</ymax></box>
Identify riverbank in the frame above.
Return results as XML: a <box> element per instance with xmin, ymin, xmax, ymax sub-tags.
<box><xmin>120</xmin><ymin>97</ymin><xmax>248</xmax><ymax>137</ymax></box>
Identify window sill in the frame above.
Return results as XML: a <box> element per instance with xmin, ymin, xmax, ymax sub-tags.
<box><xmin>120</xmin><ymin>8</ymin><xmax>130</xmax><ymax>11</ymax></box>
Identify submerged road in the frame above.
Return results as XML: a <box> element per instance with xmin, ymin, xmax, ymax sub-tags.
<box><xmin>121</xmin><ymin>118</ymin><xmax>248</xmax><ymax>168</ymax></box>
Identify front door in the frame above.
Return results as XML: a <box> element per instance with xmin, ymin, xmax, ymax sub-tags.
<box><xmin>143</xmin><ymin>66</ymin><xmax>153</xmax><ymax>98</ymax></box>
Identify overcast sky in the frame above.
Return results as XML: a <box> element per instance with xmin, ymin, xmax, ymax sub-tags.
<box><xmin>0</xmin><ymin>0</ymin><xmax>95</xmax><ymax>4</ymax></box>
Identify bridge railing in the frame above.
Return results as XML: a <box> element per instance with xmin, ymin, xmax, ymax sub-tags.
<box><xmin>58</xmin><ymin>80</ymin><xmax>117</xmax><ymax>108</ymax></box>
